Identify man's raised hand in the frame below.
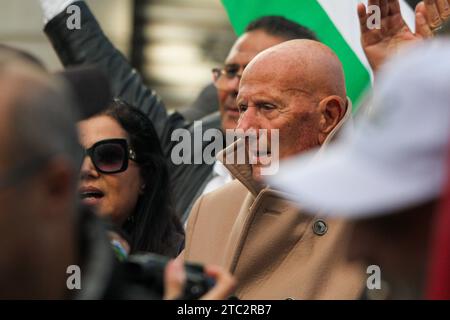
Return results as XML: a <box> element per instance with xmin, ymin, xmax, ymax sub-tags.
<box><xmin>358</xmin><ymin>0</ymin><xmax>450</xmax><ymax>73</ymax></box>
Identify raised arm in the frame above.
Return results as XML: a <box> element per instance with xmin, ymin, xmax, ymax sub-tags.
<box><xmin>358</xmin><ymin>0</ymin><xmax>450</xmax><ymax>73</ymax></box>
<box><xmin>39</xmin><ymin>0</ymin><xmax>178</xmax><ymax>139</ymax></box>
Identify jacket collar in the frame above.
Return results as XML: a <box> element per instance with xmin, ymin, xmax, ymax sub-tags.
<box><xmin>217</xmin><ymin>98</ymin><xmax>353</xmax><ymax>195</ymax></box>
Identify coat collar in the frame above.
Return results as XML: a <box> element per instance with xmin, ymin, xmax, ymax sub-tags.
<box><xmin>217</xmin><ymin>98</ymin><xmax>353</xmax><ymax>195</ymax></box>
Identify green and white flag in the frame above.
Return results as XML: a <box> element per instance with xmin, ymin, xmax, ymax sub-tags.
<box><xmin>221</xmin><ymin>0</ymin><xmax>415</xmax><ymax>111</ymax></box>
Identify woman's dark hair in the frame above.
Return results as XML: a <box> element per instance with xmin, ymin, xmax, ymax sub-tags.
<box><xmin>101</xmin><ymin>99</ymin><xmax>184</xmax><ymax>257</ymax></box>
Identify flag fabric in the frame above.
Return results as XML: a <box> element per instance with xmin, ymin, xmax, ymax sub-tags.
<box><xmin>221</xmin><ymin>0</ymin><xmax>415</xmax><ymax>111</ymax></box>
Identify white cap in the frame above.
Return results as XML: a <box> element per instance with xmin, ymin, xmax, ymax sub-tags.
<box><xmin>268</xmin><ymin>39</ymin><xmax>450</xmax><ymax>219</ymax></box>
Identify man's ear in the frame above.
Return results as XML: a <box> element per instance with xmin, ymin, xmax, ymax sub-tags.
<box><xmin>317</xmin><ymin>95</ymin><xmax>346</xmax><ymax>144</ymax></box>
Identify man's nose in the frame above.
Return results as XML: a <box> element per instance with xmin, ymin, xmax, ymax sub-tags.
<box><xmin>222</xmin><ymin>76</ymin><xmax>241</xmax><ymax>96</ymax></box>
<box><xmin>80</xmin><ymin>156</ymin><xmax>100</xmax><ymax>179</ymax></box>
<box><xmin>237</xmin><ymin>107</ymin><xmax>259</xmax><ymax>131</ymax></box>
<box><xmin>229</xmin><ymin>75</ymin><xmax>241</xmax><ymax>92</ymax></box>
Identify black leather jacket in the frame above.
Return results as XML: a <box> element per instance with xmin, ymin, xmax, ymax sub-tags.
<box><xmin>45</xmin><ymin>1</ymin><xmax>218</xmax><ymax>221</ymax></box>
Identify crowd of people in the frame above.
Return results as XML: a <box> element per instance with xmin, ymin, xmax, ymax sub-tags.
<box><xmin>1</xmin><ymin>0</ymin><xmax>449</xmax><ymax>300</ymax></box>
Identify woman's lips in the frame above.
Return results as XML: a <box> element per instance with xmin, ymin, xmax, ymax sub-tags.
<box><xmin>81</xmin><ymin>197</ymin><xmax>103</xmax><ymax>207</ymax></box>
<box><xmin>79</xmin><ymin>186</ymin><xmax>104</xmax><ymax>207</ymax></box>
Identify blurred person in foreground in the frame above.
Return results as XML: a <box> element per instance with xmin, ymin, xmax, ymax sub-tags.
<box><xmin>0</xmin><ymin>50</ymin><xmax>80</xmax><ymax>299</ymax></box>
<box><xmin>270</xmin><ymin>39</ymin><xmax>450</xmax><ymax>299</ymax></box>
<box><xmin>426</xmin><ymin>139</ymin><xmax>450</xmax><ymax>300</ymax></box>
<box><xmin>0</xmin><ymin>51</ymin><xmax>235</xmax><ymax>299</ymax></box>
<box><xmin>37</xmin><ymin>0</ymin><xmax>318</xmax><ymax>221</ymax></box>
<box><xmin>0</xmin><ymin>44</ymin><xmax>46</xmax><ymax>70</ymax></box>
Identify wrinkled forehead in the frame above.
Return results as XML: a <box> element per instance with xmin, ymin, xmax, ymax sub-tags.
<box><xmin>239</xmin><ymin>56</ymin><xmax>313</xmax><ymax>99</ymax></box>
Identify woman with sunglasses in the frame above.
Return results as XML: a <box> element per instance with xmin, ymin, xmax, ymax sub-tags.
<box><xmin>78</xmin><ymin>99</ymin><xmax>184</xmax><ymax>257</ymax></box>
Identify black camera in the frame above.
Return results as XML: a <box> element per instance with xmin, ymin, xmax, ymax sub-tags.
<box><xmin>123</xmin><ymin>253</ymin><xmax>216</xmax><ymax>299</ymax></box>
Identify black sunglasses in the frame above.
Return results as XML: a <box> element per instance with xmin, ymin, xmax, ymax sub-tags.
<box><xmin>83</xmin><ymin>138</ymin><xmax>137</xmax><ymax>174</ymax></box>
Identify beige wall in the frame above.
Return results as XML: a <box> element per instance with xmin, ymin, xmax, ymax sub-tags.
<box><xmin>0</xmin><ymin>0</ymin><xmax>132</xmax><ymax>71</ymax></box>
<box><xmin>142</xmin><ymin>0</ymin><xmax>236</xmax><ymax>109</ymax></box>
<box><xmin>0</xmin><ymin>0</ymin><xmax>235</xmax><ymax>110</ymax></box>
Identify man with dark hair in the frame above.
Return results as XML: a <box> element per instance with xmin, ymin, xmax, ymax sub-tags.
<box><xmin>38</xmin><ymin>0</ymin><xmax>320</xmax><ymax>221</ymax></box>
<box><xmin>245</xmin><ymin>15</ymin><xmax>317</xmax><ymax>40</ymax></box>
<box><xmin>213</xmin><ymin>15</ymin><xmax>318</xmax><ymax>132</ymax></box>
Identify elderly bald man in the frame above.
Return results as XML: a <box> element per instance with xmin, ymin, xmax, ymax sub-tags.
<box><xmin>181</xmin><ymin>40</ymin><xmax>365</xmax><ymax>300</ymax></box>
